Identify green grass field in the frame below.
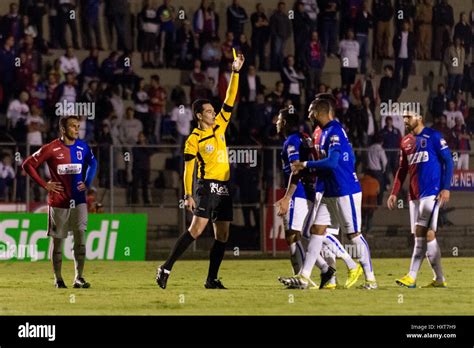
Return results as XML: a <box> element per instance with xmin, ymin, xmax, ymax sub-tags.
<box><xmin>0</xmin><ymin>258</ymin><xmax>472</xmax><ymax>315</ymax></box>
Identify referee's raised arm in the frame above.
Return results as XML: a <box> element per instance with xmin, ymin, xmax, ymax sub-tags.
<box><xmin>220</xmin><ymin>52</ymin><xmax>245</xmax><ymax>120</ymax></box>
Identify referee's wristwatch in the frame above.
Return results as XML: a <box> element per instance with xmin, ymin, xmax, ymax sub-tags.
<box><xmin>183</xmin><ymin>194</ymin><xmax>193</xmax><ymax>200</ymax></box>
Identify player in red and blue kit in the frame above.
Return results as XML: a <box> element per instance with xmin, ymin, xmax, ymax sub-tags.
<box><xmin>23</xmin><ymin>116</ymin><xmax>97</xmax><ymax>289</ymax></box>
<box><xmin>388</xmin><ymin>111</ymin><xmax>454</xmax><ymax>288</ymax></box>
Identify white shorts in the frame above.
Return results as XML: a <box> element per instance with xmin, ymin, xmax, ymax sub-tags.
<box><xmin>285</xmin><ymin>196</ymin><xmax>315</xmax><ymax>237</ymax></box>
<box><xmin>303</xmin><ymin>192</ymin><xmax>340</xmax><ymax>238</ymax></box>
<box><xmin>48</xmin><ymin>203</ymin><xmax>88</xmax><ymax>239</ymax></box>
<box><xmin>409</xmin><ymin>195</ymin><xmax>439</xmax><ymax>234</ymax></box>
<box><xmin>313</xmin><ymin>192</ymin><xmax>362</xmax><ymax>234</ymax></box>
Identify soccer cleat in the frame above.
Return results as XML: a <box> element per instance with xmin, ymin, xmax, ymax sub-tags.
<box><xmin>73</xmin><ymin>277</ymin><xmax>91</xmax><ymax>288</ymax></box>
<box><xmin>320</xmin><ymin>282</ymin><xmax>337</xmax><ymax>290</ymax></box>
<box><xmin>396</xmin><ymin>274</ymin><xmax>416</xmax><ymax>288</ymax></box>
<box><xmin>344</xmin><ymin>264</ymin><xmax>363</xmax><ymax>289</ymax></box>
<box><xmin>359</xmin><ymin>280</ymin><xmax>378</xmax><ymax>290</ymax></box>
<box><xmin>319</xmin><ymin>266</ymin><xmax>336</xmax><ymax>289</ymax></box>
<box><xmin>278</xmin><ymin>274</ymin><xmax>314</xmax><ymax>289</ymax></box>
<box><xmin>204</xmin><ymin>278</ymin><xmax>227</xmax><ymax>289</ymax></box>
<box><xmin>55</xmin><ymin>279</ymin><xmax>67</xmax><ymax>289</ymax></box>
<box><xmin>421</xmin><ymin>279</ymin><xmax>447</xmax><ymax>288</ymax></box>
<box><xmin>156</xmin><ymin>265</ymin><xmax>170</xmax><ymax>289</ymax></box>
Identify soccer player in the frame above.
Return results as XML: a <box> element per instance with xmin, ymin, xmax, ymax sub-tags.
<box><xmin>275</xmin><ymin>107</ymin><xmax>360</xmax><ymax>289</ymax></box>
<box><xmin>156</xmin><ymin>52</ymin><xmax>245</xmax><ymax>289</ymax></box>
<box><xmin>280</xmin><ymin>95</ymin><xmax>376</xmax><ymax>289</ymax></box>
<box><xmin>22</xmin><ymin>115</ymin><xmax>97</xmax><ymax>288</ymax></box>
<box><xmin>388</xmin><ymin>111</ymin><xmax>453</xmax><ymax>288</ymax></box>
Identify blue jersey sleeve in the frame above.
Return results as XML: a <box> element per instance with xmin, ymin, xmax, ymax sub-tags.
<box><xmin>433</xmin><ymin>131</ymin><xmax>453</xmax><ymax>190</ymax></box>
<box><xmin>84</xmin><ymin>144</ymin><xmax>97</xmax><ymax>188</ymax></box>
<box><xmin>327</xmin><ymin>130</ymin><xmax>342</xmax><ymax>153</ymax></box>
<box><xmin>287</xmin><ymin>135</ymin><xmax>302</xmax><ymax>163</ymax></box>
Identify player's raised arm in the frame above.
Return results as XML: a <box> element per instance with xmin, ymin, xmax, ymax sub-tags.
<box><xmin>387</xmin><ymin>148</ymin><xmax>408</xmax><ymax>210</ymax></box>
<box><xmin>219</xmin><ymin>51</ymin><xmax>245</xmax><ymax>122</ymax></box>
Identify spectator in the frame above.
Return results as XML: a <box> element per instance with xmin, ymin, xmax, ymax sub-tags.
<box><xmin>227</xmin><ymin>0</ymin><xmax>248</xmax><ymax>40</ymax></box>
<box><xmin>0</xmin><ymin>36</ymin><xmax>17</xmax><ymax>112</ymax></box>
<box><xmin>97</xmin><ymin>121</ymin><xmax>113</xmax><ymax>187</ymax></box>
<box><xmin>237</xmin><ymin>33</ymin><xmax>252</xmax><ymax>72</ymax></box>
<box><xmin>415</xmin><ymin>0</ymin><xmax>433</xmax><ymax>60</ymax></box>
<box><xmin>454</xmin><ymin>91</ymin><xmax>468</xmax><ymax>120</ymax></box>
<box><xmin>26</xmin><ymin>72</ymin><xmax>47</xmax><ymax>110</ymax></box>
<box><xmin>451</xmin><ymin>116</ymin><xmax>472</xmax><ymax>170</ymax></box>
<box><xmin>47</xmin><ymin>0</ymin><xmax>60</xmax><ymax>49</ymax></box>
<box><xmin>25</xmin><ymin>104</ymin><xmax>46</xmax><ymax>146</ymax></box>
<box><xmin>55</xmin><ymin>72</ymin><xmax>79</xmax><ymax>105</ymax></box>
<box><xmin>373</xmin><ymin>0</ymin><xmax>394</xmax><ymax>59</ymax></box>
<box><xmin>429</xmin><ymin>83</ymin><xmax>448</xmax><ymax>119</ymax></box>
<box><xmin>339</xmin><ymin>29</ymin><xmax>359</xmax><ymax>90</ymax></box>
<box><xmin>281</xmin><ymin>55</ymin><xmax>305</xmax><ymax>111</ymax></box>
<box><xmin>250</xmin><ymin>3</ymin><xmax>270</xmax><ymax>71</ymax></box>
<box><xmin>239</xmin><ymin>64</ymin><xmax>263</xmax><ymax>133</ymax></box>
<box><xmin>157</xmin><ymin>0</ymin><xmax>176</xmax><ymax>68</ymax></box>
<box><xmin>176</xmin><ymin>19</ymin><xmax>196</xmax><ymax>69</ymax></box>
<box><xmin>218</xmin><ymin>62</ymin><xmax>233</xmax><ymax>102</ymax></box>
<box><xmin>444</xmin><ymin>38</ymin><xmax>465</xmax><ymax>98</ymax></box>
<box><xmin>60</xmin><ymin>47</ymin><xmax>81</xmax><ymax>76</ymax></box>
<box><xmin>354</xmin><ymin>0</ymin><xmax>373</xmax><ymax>75</ymax></box>
<box><xmin>360</xmin><ymin>172</ymin><xmax>380</xmax><ymax>233</ymax></box>
<box><xmin>301</xmin><ymin>0</ymin><xmax>318</xmax><ymax>31</ymax></box>
<box><xmin>20</xmin><ymin>0</ymin><xmax>47</xmax><ymax>44</ymax></box>
<box><xmin>0</xmin><ymin>154</ymin><xmax>16</xmax><ymax>202</ymax></box>
<box><xmin>318</xmin><ymin>0</ymin><xmax>339</xmax><ymax>57</ymax></box>
<box><xmin>7</xmin><ymin>91</ymin><xmax>30</xmax><ymax>142</ymax></box>
<box><xmin>86</xmin><ymin>187</ymin><xmax>98</xmax><ymax>213</ymax></box>
<box><xmin>21</xmin><ymin>35</ymin><xmax>42</xmax><ymax>74</ymax></box>
<box><xmin>193</xmin><ymin>0</ymin><xmax>219</xmax><ymax>48</ymax></box>
<box><xmin>120</xmin><ymin>107</ymin><xmax>143</xmax><ymax>146</ymax></box>
<box><xmin>107</xmin><ymin>0</ymin><xmax>130</xmax><ymax>51</ymax></box>
<box><xmin>15</xmin><ymin>52</ymin><xmax>33</xmax><ymax>93</ymax></box>
<box><xmin>80</xmin><ymin>0</ymin><xmax>103</xmax><ymax>50</ymax></box>
<box><xmin>221</xmin><ymin>31</ymin><xmax>235</xmax><ymax>70</ymax></box>
<box><xmin>293</xmin><ymin>1</ymin><xmax>313</xmax><ymax>68</ymax></box>
<box><xmin>367</xmin><ymin>134</ymin><xmax>387</xmax><ymax>205</ymax></box>
<box><xmin>304</xmin><ymin>31</ymin><xmax>325</xmax><ymax>106</ymax></box>
<box><xmin>170</xmin><ymin>102</ymin><xmax>193</xmax><ymax>156</ymax></box>
<box><xmin>1</xmin><ymin>3</ymin><xmax>22</xmax><ymax>45</ymax></box>
<box><xmin>201</xmin><ymin>37</ymin><xmax>222</xmax><ymax>89</ymax></box>
<box><xmin>393</xmin><ymin>20</ymin><xmax>415</xmax><ymax>89</ymax></box>
<box><xmin>432</xmin><ymin>0</ymin><xmax>454</xmax><ymax>60</ymax></box>
<box><xmin>45</xmin><ymin>72</ymin><xmax>59</xmax><ymax>118</ymax></box>
<box><xmin>189</xmin><ymin>59</ymin><xmax>210</xmax><ymax>100</ymax></box>
<box><xmin>431</xmin><ymin>114</ymin><xmax>453</xmax><ymax>146</ymax></box>
<box><xmin>394</xmin><ymin>0</ymin><xmax>415</xmax><ymax>33</ymax></box>
<box><xmin>381</xmin><ymin>115</ymin><xmax>402</xmax><ymax>178</ymax></box>
<box><xmin>58</xmin><ymin>0</ymin><xmax>80</xmax><ymax>49</ymax></box>
<box><xmin>100</xmin><ymin>51</ymin><xmax>120</xmax><ymax>84</ymax></box>
<box><xmin>378</xmin><ymin>64</ymin><xmax>401</xmax><ymax>103</ymax></box>
<box><xmin>137</xmin><ymin>0</ymin><xmax>159</xmax><ymax>68</ymax></box>
<box><xmin>132</xmin><ymin>78</ymin><xmax>151</xmax><ymax>138</ymax></box>
<box><xmin>131</xmin><ymin>132</ymin><xmax>152</xmax><ymax>205</ymax></box>
<box><xmin>354</xmin><ymin>70</ymin><xmax>377</xmax><ymax>109</ymax></box>
<box><xmin>454</xmin><ymin>12</ymin><xmax>471</xmax><ymax>60</ymax></box>
<box><xmin>269</xmin><ymin>2</ymin><xmax>292</xmax><ymax>71</ymax></box>
<box><xmin>149</xmin><ymin>75</ymin><xmax>167</xmax><ymax>143</ymax></box>
<box><xmin>443</xmin><ymin>99</ymin><xmax>464</xmax><ymax>129</ymax></box>
<box><xmin>266</xmin><ymin>80</ymin><xmax>286</xmax><ymax>112</ymax></box>
<box><xmin>359</xmin><ymin>95</ymin><xmax>377</xmax><ymax>148</ymax></box>
<box><xmin>80</xmin><ymin>48</ymin><xmax>100</xmax><ymax>89</ymax></box>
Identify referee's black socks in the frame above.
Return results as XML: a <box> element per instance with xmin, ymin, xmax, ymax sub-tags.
<box><xmin>163</xmin><ymin>231</ymin><xmax>195</xmax><ymax>271</ymax></box>
<box><xmin>208</xmin><ymin>239</ymin><xmax>226</xmax><ymax>280</ymax></box>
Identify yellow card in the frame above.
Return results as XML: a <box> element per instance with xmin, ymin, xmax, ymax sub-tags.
<box><xmin>232</xmin><ymin>47</ymin><xmax>237</xmax><ymax>59</ymax></box>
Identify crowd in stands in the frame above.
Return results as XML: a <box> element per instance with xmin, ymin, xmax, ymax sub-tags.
<box><xmin>0</xmin><ymin>0</ymin><xmax>473</xmax><ymax>223</ymax></box>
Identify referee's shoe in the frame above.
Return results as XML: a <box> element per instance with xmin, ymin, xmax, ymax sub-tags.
<box><xmin>156</xmin><ymin>265</ymin><xmax>170</xmax><ymax>289</ymax></box>
<box><xmin>205</xmin><ymin>278</ymin><xmax>227</xmax><ymax>289</ymax></box>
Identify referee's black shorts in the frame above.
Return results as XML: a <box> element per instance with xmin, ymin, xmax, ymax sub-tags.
<box><xmin>194</xmin><ymin>179</ymin><xmax>233</xmax><ymax>222</ymax></box>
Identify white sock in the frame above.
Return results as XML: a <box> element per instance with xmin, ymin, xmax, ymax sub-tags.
<box><xmin>322</xmin><ymin>245</ymin><xmax>336</xmax><ymax>284</ymax></box>
<box><xmin>325</xmin><ymin>234</ymin><xmax>357</xmax><ymax>270</ymax></box>
<box><xmin>301</xmin><ymin>234</ymin><xmax>325</xmax><ymax>279</ymax></box>
<box><xmin>289</xmin><ymin>240</ymin><xmax>305</xmax><ymax>274</ymax></box>
<box><xmin>351</xmin><ymin>235</ymin><xmax>375</xmax><ymax>281</ymax></box>
<box><xmin>315</xmin><ymin>254</ymin><xmax>329</xmax><ymax>273</ymax></box>
<box><xmin>426</xmin><ymin>239</ymin><xmax>445</xmax><ymax>282</ymax></box>
<box><xmin>408</xmin><ymin>237</ymin><xmax>426</xmax><ymax>280</ymax></box>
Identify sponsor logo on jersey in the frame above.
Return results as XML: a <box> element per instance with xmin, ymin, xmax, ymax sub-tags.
<box><xmin>76</xmin><ymin>151</ymin><xmax>82</xmax><ymax>160</ymax></box>
<box><xmin>407</xmin><ymin>151</ymin><xmax>429</xmax><ymax>165</ymax></box>
<box><xmin>205</xmin><ymin>144</ymin><xmax>214</xmax><ymax>153</ymax></box>
<box><xmin>210</xmin><ymin>183</ymin><xmax>229</xmax><ymax>196</ymax></box>
<box><xmin>420</xmin><ymin>139</ymin><xmax>427</xmax><ymax>148</ymax></box>
<box><xmin>52</xmin><ymin>147</ymin><xmax>61</xmax><ymax>151</ymax></box>
<box><xmin>57</xmin><ymin>163</ymin><xmax>82</xmax><ymax>175</ymax></box>
<box><xmin>287</xmin><ymin>145</ymin><xmax>297</xmax><ymax>156</ymax></box>
<box><xmin>330</xmin><ymin>135</ymin><xmax>340</xmax><ymax>143</ymax></box>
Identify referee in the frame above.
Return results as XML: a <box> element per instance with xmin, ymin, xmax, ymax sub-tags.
<box><xmin>156</xmin><ymin>52</ymin><xmax>245</xmax><ymax>289</ymax></box>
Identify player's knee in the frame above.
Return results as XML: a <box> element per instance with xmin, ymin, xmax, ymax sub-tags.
<box><xmin>426</xmin><ymin>229</ymin><xmax>436</xmax><ymax>241</ymax></box>
<box><xmin>310</xmin><ymin>225</ymin><xmax>326</xmax><ymax>235</ymax></box>
<box><xmin>285</xmin><ymin>230</ymin><xmax>300</xmax><ymax>244</ymax></box>
<box><xmin>347</xmin><ymin>232</ymin><xmax>361</xmax><ymax>239</ymax></box>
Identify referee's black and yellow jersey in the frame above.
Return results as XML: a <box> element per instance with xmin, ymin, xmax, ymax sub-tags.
<box><xmin>183</xmin><ymin>72</ymin><xmax>239</xmax><ymax>195</ymax></box>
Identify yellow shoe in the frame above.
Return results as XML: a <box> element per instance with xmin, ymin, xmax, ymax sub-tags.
<box><xmin>344</xmin><ymin>264</ymin><xmax>363</xmax><ymax>289</ymax></box>
<box><xmin>396</xmin><ymin>274</ymin><xmax>416</xmax><ymax>288</ymax></box>
<box><xmin>421</xmin><ymin>279</ymin><xmax>447</xmax><ymax>288</ymax></box>
<box><xmin>321</xmin><ymin>282</ymin><xmax>337</xmax><ymax>290</ymax></box>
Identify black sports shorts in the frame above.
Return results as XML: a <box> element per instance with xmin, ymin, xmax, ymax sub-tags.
<box><xmin>194</xmin><ymin>179</ymin><xmax>233</xmax><ymax>222</ymax></box>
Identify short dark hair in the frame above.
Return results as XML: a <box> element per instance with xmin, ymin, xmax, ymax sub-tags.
<box><xmin>59</xmin><ymin>115</ymin><xmax>80</xmax><ymax>131</ymax></box>
<box><xmin>384</xmin><ymin>64</ymin><xmax>394</xmax><ymax>72</ymax></box>
<box><xmin>192</xmin><ymin>99</ymin><xmax>211</xmax><ymax>122</ymax></box>
<box><xmin>310</xmin><ymin>93</ymin><xmax>336</xmax><ymax>114</ymax></box>
<box><xmin>279</xmin><ymin>108</ymin><xmax>299</xmax><ymax>130</ymax></box>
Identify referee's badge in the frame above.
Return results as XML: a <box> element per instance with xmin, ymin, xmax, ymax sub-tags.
<box><xmin>205</xmin><ymin>144</ymin><xmax>214</xmax><ymax>153</ymax></box>
<box><xmin>420</xmin><ymin>139</ymin><xmax>427</xmax><ymax>148</ymax></box>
